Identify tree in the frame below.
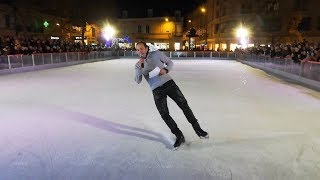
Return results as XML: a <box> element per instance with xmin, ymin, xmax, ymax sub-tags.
<box><xmin>287</xmin><ymin>14</ymin><xmax>303</xmax><ymax>42</ymax></box>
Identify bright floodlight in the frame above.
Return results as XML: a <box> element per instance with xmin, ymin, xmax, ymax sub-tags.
<box><xmin>235</xmin><ymin>26</ymin><xmax>249</xmax><ymax>48</ymax></box>
<box><xmin>201</xmin><ymin>7</ymin><xmax>206</xmax><ymax>13</ymax></box>
<box><xmin>102</xmin><ymin>25</ymin><xmax>116</xmax><ymax>41</ymax></box>
<box><xmin>236</xmin><ymin>27</ymin><xmax>248</xmax><ymax>38</ymax></box>
<box><xmin>240</xmin><ymin>38</ymin><xmax>248</xmax><ymax>46</ymax></box>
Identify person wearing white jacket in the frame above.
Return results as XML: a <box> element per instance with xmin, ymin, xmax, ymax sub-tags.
<box><xmin>134</xmin><ymin>41</ymin><xmax>208</xmax><ymax>149</ymax></box>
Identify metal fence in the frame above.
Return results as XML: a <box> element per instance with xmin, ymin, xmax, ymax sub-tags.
<box><xmin>118</xmin><ymin>50</ymin><xmax>237</xmax><ymax>59</ymax></box>
<box><xmin>239</xmin><ymin>54</ymin><xmax>320</xmax><ymax>82</ymax></box>
<box><xmin>2</xmin><ymin>50</ymin><xmax>318</xmax><ymax>82</ymax></box>
<box><xmin>4</xmin><ymin>50</ymin><xmax>317</xmax><ymax>82</ymax></box>
<box><xmin>0</xmin><ymin>50</ymin><xmax>235</xmax><ymax>72</ymax></box>
<box><xmin>0</xmin><ymin>51</ymin><xmax>117</xmax><ymax>71</ymax></box>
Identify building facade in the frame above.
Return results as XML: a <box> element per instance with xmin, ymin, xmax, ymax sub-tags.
<box><xmin>187</xmin><ymin>0</ymin><xmax>320</xmax><ymax>51</ymax></box>
<box><xmin>0</xmin><ymin>3</ymin><xmax>101</xmax><ymax>45</ymax></box>
<box><xmin>0</xmin><ymin>4</ymin><xmax>18</xmax><ymax>36</ymax></box>
<box><xmin>116</xmin><ymin>9</ymin><xmax>184</xmax><ymax>50</ymax></box>
<box><xmin>0</xmin><ymin>3</ymin><xmax>67</xmax><ymax>38</ymax></box>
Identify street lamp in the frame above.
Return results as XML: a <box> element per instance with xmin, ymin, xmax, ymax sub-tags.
<box><xmin>102</xmin><ymin>25</ymin><xmax>116</xmax><ymax>41</ymax></box>
<box><xmin>200</xmin><ymin>7</ymin><xmax>207</xmax><ymax>50</ymax></box>
<box><xmin>236</xmin><ymin>26</ymin><xmax>249</xmax><ymax>49</ymax></box>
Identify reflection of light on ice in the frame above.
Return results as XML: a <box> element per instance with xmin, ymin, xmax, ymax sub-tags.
<box><xmin>242</xmin><ymin>80</ymin><xmax>247</xmax><ymax>84</ymax></box>
<box><xmin>232</xmin><ymin>67</ymin><xmax>248</xmax><ymax>93</ymax></box>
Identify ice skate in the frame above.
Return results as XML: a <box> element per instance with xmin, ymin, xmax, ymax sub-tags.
<box><xmin>173</xmin><ymin>131</ymin><xmax>185</xmax><ymax>150</ymax></box>
<box><xmin>192</xmin><ymin>123</ymin><xmax>209</xmax><ymax>139</ymax></box>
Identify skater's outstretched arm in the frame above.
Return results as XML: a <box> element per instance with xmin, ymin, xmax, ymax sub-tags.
<box><xmin>134</xmin><ymin>59</ymin><xmax>144</xmax><ymax>84</ymax></box>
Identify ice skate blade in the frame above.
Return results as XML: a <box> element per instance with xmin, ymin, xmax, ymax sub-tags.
<box><xmin>173</xmin><ymin>142</ymin><xmax>185</xmax><ymax>150</ymax></box>
<box><xmin>199</xmin><ymin>135</ymin><xmax>209</xmax><ymax>139</ymax></box>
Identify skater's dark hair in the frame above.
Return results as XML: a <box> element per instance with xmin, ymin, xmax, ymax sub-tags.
<box><xmin>136</xmin><ymin>41</ymin><xmax>149</xmax><ymax>49</ymax></box>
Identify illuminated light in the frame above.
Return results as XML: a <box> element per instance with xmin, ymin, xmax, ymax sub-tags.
<box><xmin>43</xmin><ymin>21</ymin><xmax>49</xmax><ymax>27</ymax></box>
<box><xmin>236</xmin><ymin>27</ymin><xmax>249</xmax><ymax>38</ymax></box>
<box><xmin>174</xmin><ymin>42</ymin><xmax>180</xmax><ymax>51</ymax></box>
<box><xmin>235</xmin><ymin>25</ymin><xmax>250</xmax><ymax>48</ymax></box>
<box><xmin>102</xmin><ymin>25</ymin><xmax>116</xmax><ymax>41</ymax></box>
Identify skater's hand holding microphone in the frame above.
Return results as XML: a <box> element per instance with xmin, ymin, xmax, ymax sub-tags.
<box><xmin>137</xmin><ymin>53</ymin><xmax>167</xmax><ymax>75</ymax></box>
<box><xmin>138</xmin><ymin>54</ymin><xmax>146</xmax><ymax>68</ymax></box>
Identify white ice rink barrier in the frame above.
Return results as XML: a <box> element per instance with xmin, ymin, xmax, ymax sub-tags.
<box><xmin>239</xmin><ymin>53</ymin><xmax>320</xmax><ymax>91</ymax></box>
<box><xmin>0</xmin><ymin>51</ymin><xmax>117</xmax><ymax>75</ymax></box>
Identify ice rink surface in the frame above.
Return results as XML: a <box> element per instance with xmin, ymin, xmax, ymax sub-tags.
<box><xmin>0</xmin><ymin>59</ymin><xmax>320</xmax><ymax>180</ymax></box>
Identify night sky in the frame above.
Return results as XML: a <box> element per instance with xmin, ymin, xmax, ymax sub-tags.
<box><xmin>116</xmin><ymin>0</ymin><xmax>205</xmax><ymax>17</ymax></box>
<box><xmin>1</xmin><ymin>0</ymin><xmax>205</xmax><ymax>20</ymax></box>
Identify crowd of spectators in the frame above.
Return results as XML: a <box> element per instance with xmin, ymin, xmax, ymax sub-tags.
<box><xmin>236</xmin><ymin>40</ymin><xmax>320</xmax><ymax>63</ymax></box>
<box><xmin>0</xmin><ymin>35</ymin><xmax>108</xmax><ymax>56</ymax></box>
<box><xmin>2</xmin><ymin>36</ymin><xmax>320</xmax><ymax>64</ymax></box>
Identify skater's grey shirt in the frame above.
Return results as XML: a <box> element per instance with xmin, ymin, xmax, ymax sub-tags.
<box><xmin>134</xmin><ymin>45</ymin><xmax>173</xmax><ymax>90</ymax></box>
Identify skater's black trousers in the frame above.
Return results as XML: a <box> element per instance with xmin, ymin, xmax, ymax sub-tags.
<box><xmin>152</xmin><ymin>80</ymin><xmax>198</xmax><ymax>135</ymax></box>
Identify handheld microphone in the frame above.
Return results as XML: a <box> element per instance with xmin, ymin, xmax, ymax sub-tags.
<box><xmin>139</xmin><ymin>54</ymin><xmax>146</xmax><ymax>59</ymax></box>
<box><xmin>139</xmin><ymin>54</ymin><xmax>146</xmax><ymax>68</ymax></box>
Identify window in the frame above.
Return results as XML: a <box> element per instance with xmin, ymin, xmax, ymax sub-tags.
<box><xmin>138</xmin><ymin>25</ymin><xmax>141</xmax><ymax>33</ymax></box>
<box><xmin>5</xmin><ymin>15</ymin><xmax>10</xmax><ymax>28</ymax></box>
<box><xmin>122</xmin><ymin>10</ymin><xmax>128</xmax><ymax>18</ymax></box>
<box><xmin>298</xmin><ymin>17</ymin><xmax>311</xmax><ymax>31</ymax></box>
<box><xmin>148</xmin><ymin>9</ymin><xmax>153</xmax><ymax>17</ymax></box>
<box><xmin>294</xmin><ymin>0</ymin><xmax>302</xmax><ymax>10</ymax></box>
<box><xmin>262</xmin><ymin>17</ymin><xmax>281</xmax><ymax>32</ymax></box>
<box><xmin>220</xmin><ymin>23</ymin><xmax>226</xmax><ymax>33</ymax></box>
<box><xmin>92</xmin><ymin>27</ymin><xmax>96</xmax><ymax>37</ymax></box>
<box><xmin>294</xmin><ymin>0</ymin><xmax>308</xmax><ymax>11</ymax></box>
<box><xmin>240</xmin><ymin>4</ymin><xmax>245</xmax><ymax>14</ymax></box>
<box><xmin>146</xmin><ymin>25</ymin><xmax>150</xmax><ymax>33</ymax></box>
<box><xmin>241</xmin><ymin>3</ymin><xmax>252</xmax><ymax>14</ymax></box>
<box><xmin>214</xmin><ymin>24</ymin><xmax>220</xmax><ymax>34</ymax></box>
<box><xmin>175</xmin><ymin>10</ymin><xmax>181</xmax><ymax>21</ymax></box>
<box><xmin>72</xmin><ymin>26</ymin><xmax>82</xmax><ymax>31</ymax></box>
<box><xmin>221</xmin><ymin>7</ymin><xmax>226</xmax><ymax>17</ymax></box>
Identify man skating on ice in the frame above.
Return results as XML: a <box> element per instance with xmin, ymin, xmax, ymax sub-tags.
<box><xmin>134</xmin><ymin>41</ymin><xmax>208</xmax><ymax>149</ymax></box>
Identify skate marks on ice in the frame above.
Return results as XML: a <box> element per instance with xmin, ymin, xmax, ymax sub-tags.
<box><xmin>171</xmin><ymin>131</ymin><xmax>320</xmax><ymax>179</ymax></box>
<box><xmin>156</xmin><ymin>140</ymin><xmax>233</xmax><ymax>180</ymax></box>
<box><xmin>47</xmin><ymin>105</ymin><xmax>173</xmax><ymax>149</ymax></box>
<box><xmin>210</xmin><ymin>132</ymin><xmax>320</xmax><ymax>179</ymax></box>
<box><xmin>154</xmin><ymin>146</ymin><xmax>232</xmax><ymax>180</ymax></box>
<box><xmin>0</xmin><ymin>132</ymin><xmax>85</xmax><ymax>180</ymax></box>
<box><xmin>230</xmin><ymin>63</ymin><xmax>249</xmax><ymax>94</ymax></box>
